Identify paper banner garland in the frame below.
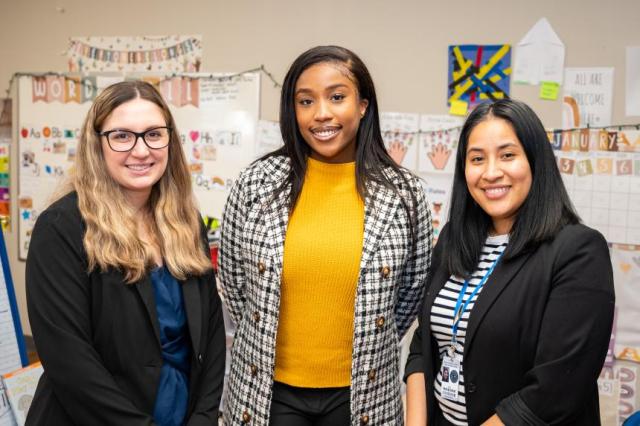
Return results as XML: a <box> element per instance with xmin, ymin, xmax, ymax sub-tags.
<box><xmin>67</xmin><ymin>36</ymin><xmax>203</xmax><ymax>73</ymax></box>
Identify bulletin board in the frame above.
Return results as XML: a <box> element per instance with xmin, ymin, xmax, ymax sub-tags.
<box><xmin>17</xmin><ymin>73</ymin><xmax>260</xmax><ymax>260</ymax></box>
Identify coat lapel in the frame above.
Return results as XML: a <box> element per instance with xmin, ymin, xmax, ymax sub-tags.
<box><xmin>262</xmin><ymin>157</ymin><xmax>292</xmax><ymax>282</ymax></box>
<box><xmin>135</xmin><ymin>276</ymin><xmax>161</xmax><ymax>344</ymax></box>
<box><xmin>182</xmin><ymin>277</ymin><xmax>202</xmax><ymax>356</ymax></box>
<box><xmin>464</xmin><ymin>251</ymin><xmax>534</xmax><ymax>354</ymax></box>
<box><xmin>358</xmin><ymin>179</ymin><xmax>402</xmax><ymax>271</ymax></box>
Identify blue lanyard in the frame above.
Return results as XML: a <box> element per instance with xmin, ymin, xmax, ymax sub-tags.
<box><xmin>450</xmin><ymin>252</ymin><xmax>503</xmax><ymax>348</ymax></box>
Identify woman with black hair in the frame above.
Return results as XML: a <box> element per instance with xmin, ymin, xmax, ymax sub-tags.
<box><xmin>219</xmin><ymin>45</ymin><xmax>432</xmax><ymax>425</ymax></box>
<box><xmin>405</xmin><ymin>99</ymin><xmax>615</xmax><ymax>425</ymax></box>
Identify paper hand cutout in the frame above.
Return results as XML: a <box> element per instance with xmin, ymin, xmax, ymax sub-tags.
<box><xmin>428</xmin><ymin>143</ymin><xmax>451</xmax><ymax>170</ymax></box>
<box><xmin>387</xmin><ymin>140</ymin><xmax>408</xmax><ymax>165</ymax></box>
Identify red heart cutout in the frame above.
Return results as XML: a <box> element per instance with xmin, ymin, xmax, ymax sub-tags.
<box><xmin>189</xmin><ymin>131</ymin><xmax>199</xmax><ymax>142</ymax></box>
<box><xmin>21</xmin><ymin>128</ymin><xmax>28</xmax><ymax>138</ymax></box>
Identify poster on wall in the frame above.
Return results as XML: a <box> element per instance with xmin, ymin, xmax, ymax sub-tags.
<box><xmin>380</xmin><ymin>112</ymin><xmax>419</xmax><ymax>169</ymax></box>
<box><xmin>416</xmin><ymin>114</ymin><xmax>463</xmax><ymax>241</ymax></box>
<box><xmin>553</xmin><ymin>129</ymin><xmax>640</xmax><ymax>245</ymax></box>
<box><xmin>17</xmin><ymin>72</ymin><xmax>260</xmax><ymax>259</ymax></box>
<box><xmin>447</xmin><ymin>44</ymin><xmax>511</xmax><ymax>109</ymax></box>
<box><xmin>562</xmin><ymin>67</ymin><xmax>614</xmax><ymax>128</ymax></box>
<box><xmin>67</xmin><ymin>36</ymin><xmax>203</xmax><ymax>73</ymax></box>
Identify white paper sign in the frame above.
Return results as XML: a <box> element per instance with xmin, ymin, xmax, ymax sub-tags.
<box><xmin>513</xmin><ymin>18</ymin><xmax>565</xmax><ymax>85</ymax></box>
<box><xmin>255</xmin><ymin>120</ymin><xmax>283</xmax><ymax>157</ymax></box>
<box><xmin>626</xmin><ymin>47</ymin><xmax>640</xmax><ymax>117</ymax></box>
<box><xmin>563</xmin><ymin>68</ymin><xmax>614</xmax><ymax>128</ymax></box>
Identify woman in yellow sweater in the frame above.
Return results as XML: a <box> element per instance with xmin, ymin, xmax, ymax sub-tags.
<box><xmin>219</xmin><ymin>45</ymin><xmax>432</xmax><ymax>425</ymax></box>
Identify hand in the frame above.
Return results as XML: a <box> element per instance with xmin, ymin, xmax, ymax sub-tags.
<box><xmin>428</xmin><ymin>143</ymin><xmax>451</xmax><ymax>170</ymax></box>
<box><xmin>481</xmin><ymin>414</ymin><xmax>505</xmax><ymax>426</ymax></box>
<box><xmin>405</xmin><ymin>373</ymin><xmax>427</xmax><ymax>426</ymax></box>
<box><xmin>387</xmin><ymin>140</ymin><xmax>408</xmax><ymax>165</ymax></box>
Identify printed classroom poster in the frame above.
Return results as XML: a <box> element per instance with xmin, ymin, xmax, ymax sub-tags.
<box><xmin>417</xmin><ymin>115</ymin><xmax>463</xmax><ymax>242</ymax></box>
<box><xmin>553</xmin><ymin>129</ymin><xmax>640</xmax><ymax>245</ymax></box>
<box><xmin>447</xmin><ymin>44</ymin><xmax>511</xmax><ymax>108</ymax></box>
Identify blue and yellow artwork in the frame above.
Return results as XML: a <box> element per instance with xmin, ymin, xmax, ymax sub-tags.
<box><xmin>447</xmin><ymin>44</ymin><xmax>511</xmax><ymax>108</ymax></box>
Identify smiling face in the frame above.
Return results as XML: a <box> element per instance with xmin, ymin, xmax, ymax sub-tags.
<box><xmin>100</xmin><ymin>97</ymin><xmax>169</xmax><ymax>208</ymax></box>
<box><xmin>294</xmin><ymin>62</ymin><xmax>368</xmax><ymax>163</ymax></box>
<box><xmin>465</xmin><ymin>117</ymin><xmax>532</xmax><ymax>235</ymax></box>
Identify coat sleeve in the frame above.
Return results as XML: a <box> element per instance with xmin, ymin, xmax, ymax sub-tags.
<box><xmin>217</xmin><ymin>171</ymin><xmax>249</xmax><ymax>325</ymax></box>
<box><xmin>495</xmin><ymin>226</ymin><xmax>615</xmax><ymax>424</ymax></box>
<box><xmin>404</xmin><ymin>224</ymin><xmax>445</xmax><ymax>381</ymax></box>
<box><xmin>26</xmin><ymin>208</ymin><xmax>155</xmax><ymax>425</ymax></box>
<box><xmin>404</xmin><ymin>311</ymin><xmax>426</xmax><ymax>380</ymax></box>
<box><xmin>395</xmin><ymin>179</ymin><xmax>433</xmax><ymax>338</ymax></box>
<box><xmin>186</xmin><ymin>225</ymin><xmax>226</xmax><ymax>425</ymax></box>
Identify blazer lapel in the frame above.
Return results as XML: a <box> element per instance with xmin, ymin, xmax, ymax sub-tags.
<box><xmin>135</xmin><ymin>276</ymin><xmax>161</xmax><ymax>344</ymax></box>
<box><xmin>181</xmin><ymin>277</ymin><xmax>202</xmax><ymax>356</ymax></box>
<box><xmin>358</xmin><ymin>180</ymin><xmax>402</xmax><ymax>271</ymax></box>
<box><xmin>421</xmin><ymin>260</ymin><xmax>451</xmax><ymax>352</ymax></box>
<box><xmin>464</xmin><ymin>251</ymin><xmax>534</xmax><ymax>354</ymax></box>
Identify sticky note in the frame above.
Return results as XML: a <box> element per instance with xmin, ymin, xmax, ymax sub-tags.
<box><xmin>449</xmin><ymin>100</ymin><xmax>468</xmax><ymax>116</ymax></box>
<box><xmin>539</xmin><ymin>81</ymin><xmax>560</xmax><ymax>100</ymax></box>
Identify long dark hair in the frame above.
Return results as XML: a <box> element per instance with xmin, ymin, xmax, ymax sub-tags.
<box><xmin>265</xmin><ymin>45</ymin><xmax>417</xmax><ymax>224</ymax></box>
<box><xmin>443</xmin><ymin>99</ymin><xmax>580</xmax><ymax>277</ymax></box>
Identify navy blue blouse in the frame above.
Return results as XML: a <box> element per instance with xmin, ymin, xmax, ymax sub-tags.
<box><xmin>150</xmin><ymin>265</ymin><xmax>191</xmax><ymax>426</ymax></box>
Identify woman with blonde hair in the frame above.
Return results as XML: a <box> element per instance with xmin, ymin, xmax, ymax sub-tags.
<box><xmin>26</xmin><ymin>80</ymin><xmax>226</xmax><ymax>425</ymax></box>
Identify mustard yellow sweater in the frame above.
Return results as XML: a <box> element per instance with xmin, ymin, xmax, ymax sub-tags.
<box><xmin>274</xmin><ymin>157</ymin><xmax>364</xmax><ymax>387</ymax></box>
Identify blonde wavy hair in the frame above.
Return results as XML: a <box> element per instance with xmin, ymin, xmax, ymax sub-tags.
<box><xmin>67</xmin><ymin>80</ymin><xmax>211</xmax><ymax>283</ymax></box>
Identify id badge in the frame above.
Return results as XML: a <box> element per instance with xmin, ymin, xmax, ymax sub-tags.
<box><xmin>440</xmin><ymin>353</ymin><xmax>461</xmax><ymax>401</ymax></box>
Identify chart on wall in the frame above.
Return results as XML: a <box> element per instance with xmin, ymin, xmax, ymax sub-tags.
<box><xmin>552</xmin><ymin>129</ymin><xmax>640</xmax><ymax>245</ymax></box>
<box><xmin>17</xmin><ymin>73</ymin><xmax>260</xmax><ymax>259</ymax></box>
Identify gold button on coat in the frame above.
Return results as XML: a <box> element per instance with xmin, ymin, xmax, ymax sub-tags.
<box><xmin>360</xmin><ymin>414</ymin><xmax>370</xmax><ymax>425</ymax></box>
<box><xmin>380</xmin><ymin>265</ymin><xmax>390</xmax><ymax>278</ymax></box>
<box><xmin>368</xmin><ymin>369</ymin><xmax>376</xmax><ymax>381</ymax></box>
<box><xmin>242</xmin><ymin>410</ymin><xmax>251</xmax><ymax>423</ymax></box>
<box><xmin>257</xmin><ymin>261</ymin><xmax>266</xmax><ymax>274</ymax></box>
<box><xmin>250</xmin><ymin>364</ymin><xmax>258</xmax><ymax>376</ymax></box>
<box><xmin>375</xmin><ymin>316</ymin><xmax>385</xmax><ymax>328</ymax></box>
<box><xmin>253</xmin><ymin>311</ymin><xmax>260</xmax><ymax>322</ymax></box>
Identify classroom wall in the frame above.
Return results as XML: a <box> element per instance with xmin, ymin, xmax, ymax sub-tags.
<box><xmin>1</xmin><ymin>0</ymin><xmax>639</xmax><ymax>334</ymax></box>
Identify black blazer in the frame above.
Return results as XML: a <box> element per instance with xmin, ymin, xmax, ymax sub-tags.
<box><xmin>406</xmin><ymin>223</ymin><xmax>615</xmax><ymax>425</ymax></box>
<box><xmin>25</xmin><ymin>192</ymin><xmax>226</xmax><ymax>425</ymax></box>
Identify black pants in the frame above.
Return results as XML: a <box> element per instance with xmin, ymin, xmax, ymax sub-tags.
<box><xmin>269</xmin><ymin>381</ymin><xmax>350</xmax><ymax>426</ymax></box>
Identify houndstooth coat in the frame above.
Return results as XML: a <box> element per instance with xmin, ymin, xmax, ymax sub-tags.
<box><xmin>218</xmin><ymin>155</ymin><xmax>432</xmax><ymax>425</ymax></box>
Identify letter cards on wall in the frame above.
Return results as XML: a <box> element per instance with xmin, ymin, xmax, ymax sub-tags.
<box><xmin>17</xmin><ymin>73</ymin><xmax>260</xmax><ymax>260</ymax></box>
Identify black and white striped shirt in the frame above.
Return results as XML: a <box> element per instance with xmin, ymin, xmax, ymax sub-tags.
<box><xmin>430</xmin><ymin>235</ymin><xmax>509</xmax><ymax>425</ymax></box>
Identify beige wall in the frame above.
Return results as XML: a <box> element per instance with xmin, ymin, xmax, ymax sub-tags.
<box><xmin>1</xmin><ymin>0</ymin><xmax>639</xmax><ymax>334</ymax></box>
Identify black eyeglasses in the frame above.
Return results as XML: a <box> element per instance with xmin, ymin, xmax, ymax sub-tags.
<box><xmin>99</xmin><ymin>127</ymin><xmax>172</xmax><ymax>152</ymax></box>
